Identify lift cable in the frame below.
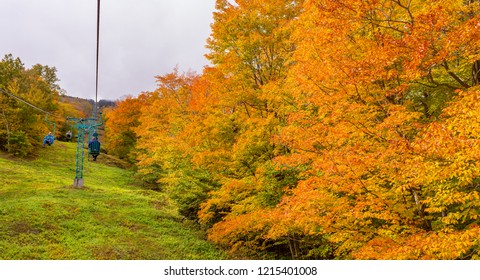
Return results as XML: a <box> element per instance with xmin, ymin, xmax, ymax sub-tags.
<box><xmin>0</xmin><ymin>87</ymin><xmax>53</xmax><ymax>116</ymax></box>
<box><xmin>94</xmin><ymin>0</ymin><xmax>101</xmax><ymax>116</ymax></box>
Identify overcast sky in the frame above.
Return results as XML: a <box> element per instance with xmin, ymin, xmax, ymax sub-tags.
<box><xmin>0</xmin><ymin>0</ymin><xmax>216</xmax><ymax>101</ymax></box>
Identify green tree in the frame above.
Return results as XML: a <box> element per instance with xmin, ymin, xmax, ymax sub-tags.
<box><xmin>0</xmin><ymin>54</ymin><xmax>60</xmax><ymax>156</ymax></box>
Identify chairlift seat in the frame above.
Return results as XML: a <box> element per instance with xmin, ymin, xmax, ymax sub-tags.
<box><xmin>88</xmin><ymin>141</ymin><xmax>101</xmax><ymax>155</ymax></box>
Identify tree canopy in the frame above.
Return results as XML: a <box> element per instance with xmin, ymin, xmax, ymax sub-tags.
<box><xmin>0</xmin><ymin>55</ymin><xmax>62</xmax><ymax>155</ymax></box>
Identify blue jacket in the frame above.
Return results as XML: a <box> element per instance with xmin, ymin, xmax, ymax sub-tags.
<box><xmin>43</xmin><ymin>134</ymin><xmax>55</xmax><ymax>145</ymax></box>
<box><xmin>88</xmin><ymin>139</ymin><xmax>101</xmax><ymax>153</ymax></box>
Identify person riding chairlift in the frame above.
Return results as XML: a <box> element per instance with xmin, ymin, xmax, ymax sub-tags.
<box><xmin>66</xmin><ymin>130</ymin><xmax>72</xmax><ymax>141</ymax></box>
<box><xmin>43</xmin><ymin>132</ymin><xmax>55</xmax><ymax>147</ymax></box>
<box><xmin>88</xmin><ymin>137</ymin><xmax>101</xmax><ymax>161</ymax></box>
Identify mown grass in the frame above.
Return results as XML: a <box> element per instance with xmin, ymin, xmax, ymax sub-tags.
<box><xmin>0</xmin><ymin>141</ymin><xmax>226</xmax><ymax>260</ymax></box>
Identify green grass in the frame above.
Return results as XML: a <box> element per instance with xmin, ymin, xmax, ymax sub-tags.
<box><xmin>0</xmin><ymin>141</ymin><xmax>226</xmax><ymax>260</ymax></box>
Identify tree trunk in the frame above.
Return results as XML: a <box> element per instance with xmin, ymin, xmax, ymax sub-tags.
<box><xmin>472</xmin><ymin>60</ymin><xmax>480</xmax><ymax>86</ymax></box>
<box><xmin>288</xmin><ymin>234</ymin><xmax>300</xmax><ymax>259</ymax></box>
<box><xmin>411</xmin><ymin>189</ymin><xmax>432</xmax><ymax>231</ymax></box>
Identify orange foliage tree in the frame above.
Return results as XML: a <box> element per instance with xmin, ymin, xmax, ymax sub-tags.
<box><xmin>193</xmin><ymin>0</ymin><xmax>308</xmax><ymax>258</ymax></box>
<box><xmin>104</xmin><ymin>95</ymin><xmax>147</xmax><ymax>162</ymax></box>
<box><xmin>261</xmin><ymin>0</ymin><xmax>480</xmax><ymax>259</ymax></box>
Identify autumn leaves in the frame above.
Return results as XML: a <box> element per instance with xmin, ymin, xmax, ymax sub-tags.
<box><xmin>104</xmin><ymin>0</ymin><xmax>480</xmax><ymax>259</ymax></box>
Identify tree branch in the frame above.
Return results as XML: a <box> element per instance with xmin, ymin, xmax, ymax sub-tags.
<box><xmin>442</xmin><ymin>60</ymin><xmax>470</xmax><ymax>89</ymax></box>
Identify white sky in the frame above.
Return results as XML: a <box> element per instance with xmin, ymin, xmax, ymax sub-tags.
<box><xmin>0</xmin><ymin>0</ymin><xmax>216</xmax><ymax>101</ymax></box>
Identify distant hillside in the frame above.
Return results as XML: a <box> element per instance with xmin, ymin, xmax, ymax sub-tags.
<box><xmin>59</xmin><ymin>95</ymin><xmax>116</xmax><ymax>117</ymax></box>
